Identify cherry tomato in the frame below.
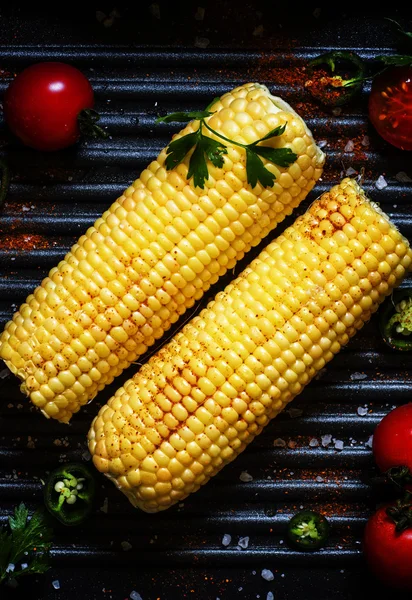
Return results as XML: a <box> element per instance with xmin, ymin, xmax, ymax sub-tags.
<box><xmin>364</xmin><ymin>503</ymin><xmax>412</xmax><ymax>590</ymax></box>
<box><xmin>373</xmin><ymin>404</ymin><xmax>412</xmax><ymax>475</ymax></box>
<box><xmin>4</xmin><ymin>62</ymin><xmax>94</xmax><ymax>151</ymax></box>
<box><xmin>369</xmin><ymin>66</ymin><xmax>412</xmax><ymax>151</ymax></box>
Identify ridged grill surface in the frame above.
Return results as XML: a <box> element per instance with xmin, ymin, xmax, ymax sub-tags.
<box><xmin>1</xmin><ymin>9</ymin><xmax>412</xmax><ymax>600</ymax></box>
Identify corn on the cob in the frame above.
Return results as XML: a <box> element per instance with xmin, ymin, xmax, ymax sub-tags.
<box><xmin>0</xmin><ymin>83</ymin><xmax>324</xmax><ymax>423</ymax></box>
<box><xmin>88</xmin><ymin>179</ymin><xmax>412</xmax><ymax>513</ymax></box>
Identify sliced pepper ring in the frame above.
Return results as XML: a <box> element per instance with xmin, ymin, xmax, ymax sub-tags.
<box><xmin>287</xmin><ymin>510</ymin><xmax>330</xmax><ymax>551</ymax></box>
<box><xmin>306</xmin><ymin>50</ymin><xmax>366</xmax><ymax>106</ymax></box>
<box><xmin>379</xmin><ymin>288</ymin><xmax>412</xmax><ymax>351</ymax></box>
<box><xmin>44</xmin><ymin>462</ymin><xmax>96</xmax><ymax>526</ymax></box>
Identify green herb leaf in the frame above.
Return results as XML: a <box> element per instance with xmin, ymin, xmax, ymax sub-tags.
<box><xmin>187</xmin><ymin>139</ymin><xmax>209</xmax><ymax>189</ymax></box>
<box><xmin>245</xmin><ymin>148</ymin><xmax>276</xmax><ymax>189</ymax></box>
<box><xmin>201</xmin><ymin>135</ymin><xmax>227</xmax><ymax>168</ymax></box>
<box><xmin>156</xmin><ymin>110</ymin><xmax>213</xmax><ymax>124</ymax></box>
<box><xmin>9</xmin><ymin>503</ymin><xmax>29</xmax><ymax>532</ymax></box>
<box><xmin>376</xmin><ymin>54</ymin><xmax>412</xmax><ymax>67</ymax></box>
<box><xmin>0</xmin><ymin>503</ymin><xmax>53</xmax><ymax>586</ymax></box>
<box><xmin>386</xmin><ymin>18</ymin><xmax>412</xmax><ymax>41</ymax></box>
<box><xmin>250</xmin><ymin>124</ymin><xmax>286</xmax><ymax>144</ymax></box>
<box><xmin>252</xmin><ymin>146</ymin><xmax>297</xmax><ymax>168</ymax></box>
<box><xmin>165</xmin><ymin>132</ymin><xmax>198</xmax><ymax>170</ymax></box>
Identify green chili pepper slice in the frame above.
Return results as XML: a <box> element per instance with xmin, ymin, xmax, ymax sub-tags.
<box><xmin>306</xmin><ymin>50</ymin><xmax>366</xmax><ymax>106</ymax></box>
<box><xmin>379</xmin><ymin>288</ymin><xmax>412</xmax><ymax>351</ymax></box>
<box><xmin>44</xmin><ymin>463</ymin><xmax>95</xmax><ymax>526</ymax></box>
<box><xmin>287</xmin><ymin>510</ymin><xmax>330</xmax><ymax>551</ymax></box>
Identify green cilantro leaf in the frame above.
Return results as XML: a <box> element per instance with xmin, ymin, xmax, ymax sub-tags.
<box><xmin>245</xmin><ymin>148</ymin><xmax>276</xmax><ymax>189</ymax></box>
<box><xmin>0</xmin><ymin>503</ymin><xmax>53</xmax><ymax>586</ymax></box>
<box><xmin>165</xmin><ymin>132</ymin><xmax>198</xmax><ymax>170</ymax></box>
<box><xmin>376</xmin><ymin>54</ymin><xmax>412</xmax><ymax>67</ymax></box>
<box><xmin>156</xmin><ymin>110</ymin><xmax>213</xmax><ymax>124</ymax></box>
<box><xmin>252</xmin><ymin>146</ymin><xmax>297</xmax><ymax>168</ymax></box>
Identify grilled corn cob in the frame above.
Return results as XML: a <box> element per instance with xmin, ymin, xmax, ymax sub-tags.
<box><xmin>0</xmin><ymin>83</ymin><xmax>324</xmax><ymax>423</ymax></box>
<box><xmin>88</xmin><ymin>179</ymin><xmax>412</xmax><ymax>513</ymax></box>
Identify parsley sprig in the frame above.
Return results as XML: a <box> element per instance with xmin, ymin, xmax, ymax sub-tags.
<box><xmin>157</xmin><ymin>101</ymin><xmax>297</xmax><ymax>189</ymax></box>
<box><xmin>0</xmin><ymin>503</ymin><xmax>53</xmax><ymax>586</ymax></box>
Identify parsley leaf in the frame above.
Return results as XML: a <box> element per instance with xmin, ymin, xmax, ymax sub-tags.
<box><xmin>187</xmin><ymin>138</ymin><xmax>209</xmax><ymax>189</ymax></box>
<box><xmin>386</xmin><ymin>18</ymin><xmax>412</xmax><ymax>42</ymax></box>
<box><xmin>165</xmin><ymin>132</ymin><xmax>198</xmax><ymax>170</ymax></box>
<box><xmin>253</xmin><ymin>124</ymin><xmax>286</xmax><ymax>143</ymax></box>
<box><xmin>160</xmin><ymin>98</ymin><xmax>298</xmax><ymax>190</ymax></box>
<box><xmin>0</xmin><ymin>503</ymin><xmax>53</xmax><ymax>586</ymax></box>
<box><xmin>245</xmin><ymin>149</ymin><xmax>276</xmax><ymax>189</ymax></box>
<box><xmin>200</xmin><ymin>135</ymin><xmax>227</xmax><ymax>168</ymax></box>
<box><xmin>252</xmin><ymin>146</ymin><xmax>297</xmax><ymax>168</ymax></box>
<box><xmin>376</xmin><ymin>54</ymin><xmax>412</xmax><ymax>67</ymax></box>
<box><xmin>156</xmin><ymin>110</ymin><xmax>213</xmax><ymax>124</ymax></box>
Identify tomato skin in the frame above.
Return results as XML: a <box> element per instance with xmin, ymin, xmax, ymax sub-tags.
<box><xmin>373</xmin><ymin>404</ymin><xmax>412</xmax><ymax>474</ymax></box>
<box><xmin>4</xmin><ymin>62</ymin><xmax>94</xmax><ymax>151</ymax></box>
<box><xmin>364</xmin><ymin>505</ymin><xmax>412</xmax><ymax>589</ymax></box>
<box><xmin>369</xmin><ymin>66</ymin><xmax>412</xmax><ymax>151</ymax></box>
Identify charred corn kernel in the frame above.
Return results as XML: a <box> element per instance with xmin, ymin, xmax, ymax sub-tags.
<box><xmin>0</xmin><ymin>83</ymin><xmax>324</xmax><ymax>423</ymax></box>
<box><xmin>88</xmin><ymin>179</ymin><xmax>412</xmax><ymax>513</ymax></box>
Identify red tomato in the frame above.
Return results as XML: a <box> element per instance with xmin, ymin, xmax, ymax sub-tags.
<box><xmin>364</xmin><ymin>504</ymin><xmax>412</xmax><ymax>589</ymax></box>
<box><xmin>369</xmin><ymin>66</ymin><xmax>412</xmax><ymax>151</ymax></box>
<box><xmin>373</xmin><ymin>403</ymin><xmax>412</xmax><ymax>474</ymax></box>
<box><xmin>4</xmin><ymin>62</ymin><xmax>94</xmax><ymax>151</ymax></box>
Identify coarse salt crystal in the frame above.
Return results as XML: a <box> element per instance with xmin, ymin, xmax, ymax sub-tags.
<box><xmin>395</xmin><ymin>171</ymin><xmax>412</xmax><ymax>183</ymax></box>
<box><xmin>267</xmin><ymin>593</ymin><xmax>274</xmax><ymax>600</ymax></box>
<box><xmin>357</xmin><ymin>406</ymin><xmax>368</xmax><ymax>416</ymax></box>
<box><xmin>375</xmin><ymin>175</ymin><xmax>388</xmax><ymax>190</ymax></box>
<box><xmin>22</xmin><ymin>205</ymin><xmax>30</xmax><ymax>212</ymax></box>
<box><xmin>345</xmin><ymin>167</ymin><xmax>357</xmax><ymax>177</ymax></box>
<box><xmin>6</xmin><ymin>563</ymin><xmax>15</xmax><ymax>573</ymax></box>
<box><xmin>194</xmin><ymin>36</ymin><xmax>210</xmax><ymax>48</ymax></box>
<box><xmin>334</xmin><ymin>440</ymin><xmax>344</xmax><ymax>451</ymax></box>
<box><xmin>361</xmin><ymin>135</ymin><xmax>370</xmax><ymax>147</ymax></box>
<box><xmin>309</xmin><ymin>438</ymin><xmax>319</xmax><ymax>448</ymax></box>
<box><xmin>316</xmin><ymin>476</ymin><xmax>324</xmax><ymax>482</ymax></box>
<box><xmin>52</xmin><ymin>580</ymin><xmax>61</xmax><ymax>590</ymax></box>
<box><xmin>0</xmin><ymin>368</ymin><xmax>9</xmax><ymax>379</ymax></box>
<box><xmin>366</xmin><ymin>435</ymin><xmax>373</xmax><ymax>448</ymax></box>
<box><xmin>344</xmin><ymin>140</ymin><xmax>354</xmax><ymax>152</ymax></box>
<box><xmin>273</xmin><ymin>438</ymin><xmax>286</xmax><ymax>447</ymax></box>
<box><xmin>318</xmin><ymin>140</ymin><xmax>328</xmax><ymax>148</ymax></box>
<box><xmin>130</xmin><ymin>592</ymin><xmax>143</xmax><ymax>600</ymax></box>
<box><xmin>238</xmin><ymin>536</ymin><xmax>249</xmax><ymax>549</ymax></box>
<box><xmin>261</xmin><ymin>569</ymin><xmax>274</xmax><ymax>581</ymax></box>
<box><xmin>351</xmin><ymin>372</ymin><xmax>367</xmax><ymax>381</ymax></box>
<box><xmin>21</xmin><ymin>563</ymin><xmax>28</xmax><ymax>569</ymax></box>
<box><xmin>239</xmin><ymin>471</ymin><xmax>253</xmax><ymax>482</ymax></box>
<box><xmin>321</xmin><ymin>434</ymin><xmax>332</xmax><ymax>447</ymax></box>
<box><xmin>222</xmin><ymin>534</ymin><xmax>232</xmax><ymax>546</ymax></box>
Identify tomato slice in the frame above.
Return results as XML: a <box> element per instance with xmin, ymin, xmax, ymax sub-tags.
<box><xmin>369</xmin><ymin>66</ymin><xmax>412</xmax><ymax>151</ymax></box>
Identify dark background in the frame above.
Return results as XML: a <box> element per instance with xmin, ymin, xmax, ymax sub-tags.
<box><xmin>1</xmin><ymin>4</ymin><xmax>412</xmax><ymax>600</ymax></box>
